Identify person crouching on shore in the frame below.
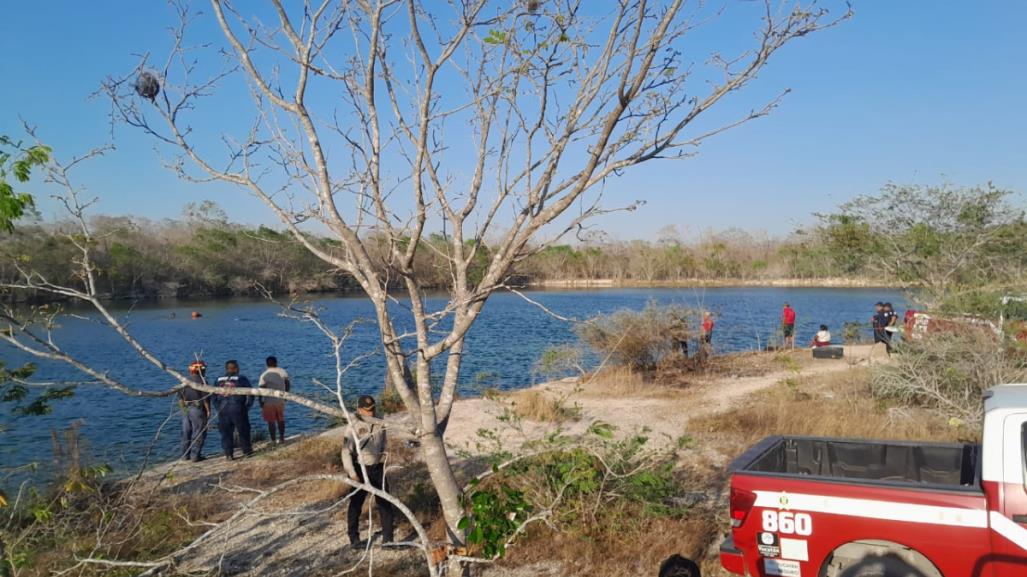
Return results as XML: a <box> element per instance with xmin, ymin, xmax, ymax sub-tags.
<box><xmin>811</xmin><ymin>324</ymin><xmax>831</xmax><ymax>348</ymax></box>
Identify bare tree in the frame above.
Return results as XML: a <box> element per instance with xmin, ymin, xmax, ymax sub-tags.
<box><xmin>8</xmin><ymin>0</ymin><xmax>847</xmax><ymax>565</ymax></box>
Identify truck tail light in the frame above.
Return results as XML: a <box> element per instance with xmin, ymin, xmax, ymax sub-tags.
<box><xmin>730</xmin><ymin>487</ymin><xmax>756</xmax><ymax>528</ymax></box>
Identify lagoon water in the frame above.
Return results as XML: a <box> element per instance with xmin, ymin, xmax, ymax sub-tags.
<box><xmin>1</xmin><ymin>287</ymin><xmax>903</xmax><ymax>481</ymax></box>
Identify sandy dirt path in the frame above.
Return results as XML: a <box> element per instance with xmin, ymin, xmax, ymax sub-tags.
<box><xmin>444</xmin><ymin>344</ymin><xmax>882</xmax><ymax>456</ymax></box>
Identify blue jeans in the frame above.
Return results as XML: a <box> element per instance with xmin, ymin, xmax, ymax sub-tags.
<box><xmin>180</xmin><ymin>405</ymin><xmax>208</xmax><ymax>460</ymax></box>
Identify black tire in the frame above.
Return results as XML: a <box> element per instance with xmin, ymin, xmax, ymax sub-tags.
<box><xmin>838</xmin><ymin>554</ymin><xmax>930</xmax><ymax>577</ymax></box>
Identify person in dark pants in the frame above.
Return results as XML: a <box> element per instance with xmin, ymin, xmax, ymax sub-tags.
<box><xmin>179</xmin><ymin>360</ymin><xmax>211</xmax><ymax>462</ymax></box>
<box><xmin>215</xmin><ymin>360</ymin><xmax>254</xmax><ymax>460</ymax></box>
<box><xmin>342</xmin><ymin>395</ymin><xmax>394</xmax><ymax>546</ymax></box>
<box><xmin>782</xmin><ymin>302</ymin><xmax>797</xmax><ymax>349</ymax></box>
<box><xmin>872</xmin><ymin>302</ymin><xmax>893</xmax><ymax>355</ymax></box>
<box><xmin>701</xmin><ymin>312</ymin><xmax>715</xmax><ymax>344</ymax></box>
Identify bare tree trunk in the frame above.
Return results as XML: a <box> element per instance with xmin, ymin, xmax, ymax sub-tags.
<box><xmin>420</xmin><ymin>431</ymin><xmax>465</xmax><ymax>541</ymax></box>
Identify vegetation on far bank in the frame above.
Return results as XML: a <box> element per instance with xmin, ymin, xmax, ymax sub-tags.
<box><xmin>0</xmin><ymin>205</ymin><xmax>867</xmax><ymax>302</ymax></box>
<box><xmin>4</xmin><ymin>183</ymin><xmax>1023</xmax><ymax>314</ymax></box>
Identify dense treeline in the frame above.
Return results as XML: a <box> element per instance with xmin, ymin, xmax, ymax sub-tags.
<box><xmin>0</xmin><ymin>217</ymin><xmax>854</xmax><ymax>302</ymax></box>
<box><xmin>0</xmin><ymin>202</ymin><xmax>355</xmax><ymax>301</ymax></box>
<box><xmin>519</xmin><ymin>227</ymin><xmax>860</xmax><ymax>283</ymax></box>
<box><xmin>3</xmin><ymin>183</ymin><xmax>1025</xmax><ymax>305</ymax></box>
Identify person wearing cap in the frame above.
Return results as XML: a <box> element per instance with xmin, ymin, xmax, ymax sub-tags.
<box><xmin>342</xmin><ymin>395</ymin><xmax>394</xmax><ymax>545</ymax></box>
<box><xmin>178</xmin><ymin>361</ymin><xmax>211</xmax><ymax>462</ymax></box>
<box><xmin>215</xmin><ymin>360</ymin><xmax>255</xmax><ymax>460</ymax></box>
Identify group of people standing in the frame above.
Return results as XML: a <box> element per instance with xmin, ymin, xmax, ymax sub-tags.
<box><xmin>177</xmin><ymin>356</ymin><xmax>291</xmax><ymax>462</ymax></box>
<box><xmin>698</xmin><ymin>301</ymin><xmax>801</xmax><ymax>344</ymax></box>
<box><xmin>699</xmin><ymin>301</ymin><xmax>907</xmax><ymax>352</ymax></box>
<box><xmin>783</xmin><ymin>302</ymin><xmax>836</xmax><ymax>349</ymax></box>
<box><xmin>177</xmin><ymin>358</ymin><xmax>394</xmax><ymax>545</ymax></box>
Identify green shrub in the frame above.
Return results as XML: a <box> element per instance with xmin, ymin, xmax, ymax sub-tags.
<box><xmin>532</xmin><ymin>345</ymin><xmax>585</xmax><ymax>381</ymax></box>
<box><xmin>466</xmin><ymin>421</ymin><xmax>687</xmax><ymax>560</ymax></box>
<box><xmin>842</xmin><ymin>320</ymin><xmax>869</xmax><ymax>344</ymax></box>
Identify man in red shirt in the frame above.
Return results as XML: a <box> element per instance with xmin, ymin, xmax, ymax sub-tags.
<box><xmin>701</xmin><ymin>312</ymin><xmax>714</xmax><ymax>344</ymax></box>
<box><xmin>782</xmin><ymin>302</ymin><xmax>797</xmax><ymax>349</ymax></box>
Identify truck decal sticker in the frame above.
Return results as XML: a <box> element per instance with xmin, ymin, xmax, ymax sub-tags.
<box><xmin>753</xmin><ymin>491</ymin><xmax>988</xmax><ymax>529</ymax></box>
<box><xmin>764</xmin><ymin>558</ymin><xmax>801</xmax><ymax>577</ymax></box>
<box><xmin>780</xmin><ymin>538</ymin><xmax>809</xmax><ymax>562</ymax></box>
<box><xmin>990</xmin><ymin>511</ymin><xmax>1027</xmax><ymax>551</ymax></box>
<box><xmin>757</xmin><ymin>532</ymin><xmax>781</xmax><ymax>557</ymax></box>
<box><xmin>762</xmin><ymin>511</ymin><xmax>813</xmax><ymax>535</ymax></box>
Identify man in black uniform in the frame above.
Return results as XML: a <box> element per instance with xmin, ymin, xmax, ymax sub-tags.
<box><xmin>215</xmin><ymin>360</ymin><xmax>255</xmax><ymax>460</ymax></box>
<box><xmin>872</xmin><ymin>302</ymin><xmax>894</xmax><ymax>355</ymax></box>
<box><xmin>179</xmin><ymin>360</ymin><xmax>211</xmax><ymax>462</ymax></box>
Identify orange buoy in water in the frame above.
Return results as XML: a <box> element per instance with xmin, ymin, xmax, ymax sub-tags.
<box><xmin>191</xmin><ymin>311</ymin><xmax>202</xmax><ymax>319</ymax></box>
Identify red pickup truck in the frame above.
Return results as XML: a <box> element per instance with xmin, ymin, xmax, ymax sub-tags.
<box><xmin>720</xmin><ymin>384</ymin><xmax>1027</xmax><ymax>577</ymax></box>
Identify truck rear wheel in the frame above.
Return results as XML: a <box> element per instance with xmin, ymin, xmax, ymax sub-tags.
<box><xmin>836</xmin><ymin>555</ymin><xmax>926</xmax><ymax>577</ymax></box>
<box><xmin>821</xmin><ymin>541</ymin><xmax>941</xmax><ymax>577</ymax></box>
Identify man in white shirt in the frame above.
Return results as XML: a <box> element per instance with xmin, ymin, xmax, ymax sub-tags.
<box><xmin>258</xmin><ymin>356</ymin><xmax>290</xmax><ymax>445</ymax></box>
<box><xmin>811</xmin><ymin>324</ymin><xmax>831</xmax><ymax>348</ymax></box>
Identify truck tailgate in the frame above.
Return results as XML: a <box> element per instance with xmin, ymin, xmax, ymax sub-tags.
<box><xmin>725</xmin><ymin>472</ymin><xmax>988</xmax><ymax>577</ymax></box>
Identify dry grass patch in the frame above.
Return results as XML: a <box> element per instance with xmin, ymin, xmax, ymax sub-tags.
<box><xmin>500</xmin><ymin>510</ymin><xmax>717</xmax><ymax>577</ymax></box>
<box><xmin>504</xmin><ymin>388</ymin><xmax>581</xmax><ymax>422</ymax></box>
<box><xmin>689</xmin><ymin>367</ymin><xmax>969</xmax><ymax>458</ymax></box>
<box><xmin>577</xmin><ymin>348</ymin><xmax>798</xmax><ymax>400</ymax></box>
<box><xmin>280</xmin><ymin>436</ymin><xmax>343</xmax><ymax>470</ymax></box>
<box><xmin>703</xmin><ymin>349</ymin><xmax>791</xmax><ymax>378</ymax></box>
<box><xmin>14</xmin><ymin>488</ymin><xmax>226</xmax><ymax>577</ymax></box>
<box><xmin>578</xmin><ymin>366</ymin><xmax>689</xmax><ymax>399</ymax></box>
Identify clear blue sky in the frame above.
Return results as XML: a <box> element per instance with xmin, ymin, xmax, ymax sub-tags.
<box><xmin>2</xmin><ymin>2</ymin><xmax>1025</xmax><ymax>240</ymax></box>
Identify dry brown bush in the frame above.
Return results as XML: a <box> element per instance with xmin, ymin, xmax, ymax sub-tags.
<box><xmin>872</xmin><ymin>333</ymin><xmax>1027</xmax><ymax>425</ymax></box>
<box><xmin>576</xmin><ymin>303</ymin><xmax>695</xmax><ymax>371</ymax></box>
<box><xmin>504</xmin><ymin>389</ymin><xmax>581</xmax><ymax>422</ymax></box>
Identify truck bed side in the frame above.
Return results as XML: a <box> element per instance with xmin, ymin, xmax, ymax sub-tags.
<box><xmin>733</xmin><ymin>435</ymin><xmax>980</xmax><ymax>490</ymax></box>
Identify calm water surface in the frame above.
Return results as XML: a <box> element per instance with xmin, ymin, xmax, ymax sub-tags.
<box><xmin>1</xmin><ymin>287</ymin><xmax>903</xmax><ymax>480</ymax></box>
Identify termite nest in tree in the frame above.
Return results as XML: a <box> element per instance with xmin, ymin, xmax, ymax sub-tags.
<box><xmin>134</xmin><ymin>71</ymin><xmax>161</xmax><ymax>101</ymax></box>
